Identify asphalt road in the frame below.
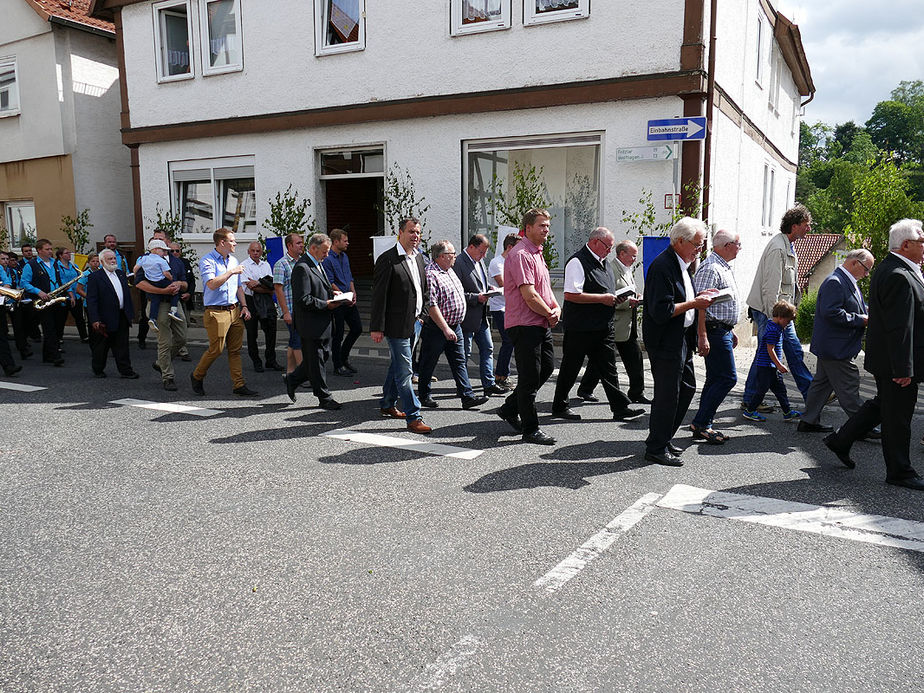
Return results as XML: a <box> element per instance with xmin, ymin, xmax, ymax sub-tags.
<box><xmin>1</xmin><ymin>328</ymin><xmax>923</xmax><ymax>691</ymax></box>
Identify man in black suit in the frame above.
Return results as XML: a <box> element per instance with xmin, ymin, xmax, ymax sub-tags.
<box><xmin>824</xmin><ymin>219</ymin><xmax>924</xmax><ymax>490</ymax></box>
<box><xmin>284</xmin><ymin>233</ymin><xmax>344</xmax><ymax>410</ymax></box>
<box><xmin>86</xmin><ymin>249</ymin><xmax>139</xmax><ymax>379</ymax></box>
<box><xmin>370</xmin><ymin>217</ymin><xmax>433</xmax><ymax>434</ymax></box>
<box><xmin>453</xmin><ymin>234</ymin><xmax>505</xmax><ymax>396</ymax></box>
<box><xmin>642</xmin><ymin>217</ymin><xmax>715</xmax><ymax>466</ymax></box>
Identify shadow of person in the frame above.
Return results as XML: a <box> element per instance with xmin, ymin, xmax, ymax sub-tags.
<box><xmin>464</xmin><ymin>456</ymin><xmax>643</xmax><ymax>493</ymax></box>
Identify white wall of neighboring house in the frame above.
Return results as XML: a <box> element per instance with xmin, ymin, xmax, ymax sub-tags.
<box><xmin>120</xmin><ymin>0</ymin><xmax>686</xmax><ymax>128</ymax></box>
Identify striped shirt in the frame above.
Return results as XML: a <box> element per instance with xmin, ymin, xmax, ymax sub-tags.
<box><xmin>426</xmin><ymin>261</ymin><xmax>467</xmax><ymax>327</ymax></box>
<box><xmin>694</xmin><ymin>251</ymin><xmax>740</xmax><ymax>326</ymax></box>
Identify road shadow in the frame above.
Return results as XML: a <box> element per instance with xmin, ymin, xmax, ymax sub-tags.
<box><xmin>464</xmin><ymin>456</ymin><xmax>644</xmax><ymax>493</ymax></box>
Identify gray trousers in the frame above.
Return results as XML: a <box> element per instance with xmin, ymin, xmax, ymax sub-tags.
<box><xmin>802</xmin><ymin>356</ymin><xmax>863</xmax><ymax>424</ymax></box>
<box><xmin>155</xmin><ymin>302</ymin><xmax>188</xmax><ymax>381</ymax></box>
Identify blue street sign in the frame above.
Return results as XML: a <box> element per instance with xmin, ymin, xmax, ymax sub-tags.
<box><xmin>647</xmin><ymin>117</ymin><xmax>707</xmax><ymax>141</ymax></box>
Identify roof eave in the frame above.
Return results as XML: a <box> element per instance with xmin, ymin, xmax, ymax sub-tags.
<box><xmin>774</xmin><ymin>12</ymin><xmax>816</xmax><ymax>98</ymax></box>
<box><xmin>49</xmin><ymin>15</ymin><xmax>116</xmax><ymax>38</ymax></box>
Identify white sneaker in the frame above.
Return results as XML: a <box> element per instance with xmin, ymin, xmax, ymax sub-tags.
<box><xmin>168</xmin><ymin>308</ymin><xmax>183</xmax><ymax>322</ymax></box>
<box><xmin>148</xmin><ymin>318</ymin><xmax>159</xmax><ymax>333</ymax></box>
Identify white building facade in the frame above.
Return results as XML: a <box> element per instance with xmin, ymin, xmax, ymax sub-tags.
<box><xmin>89</xmin><ymin>0</ymin><xmax>812</xmax><ymax>285</ymax></box>
<box><xmin>0</xmin><ymin>0</ymin><xmax>133</xmax><ymax>251</ymax></box>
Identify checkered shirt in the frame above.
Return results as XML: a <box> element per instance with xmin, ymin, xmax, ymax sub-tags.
<box><xmin>426</xmin><ymin>261</ymin><xmax>467</xmax><ymax>327</ymax></box>
<box><xmin>272</xmin><ymin>253</ymin><xmax>298</xmax><ymax>312</ymax></box>
<box><xmin>693</xmin><ymin>251</ymin><xmax>740</xmax><ymax>325</ymax></box>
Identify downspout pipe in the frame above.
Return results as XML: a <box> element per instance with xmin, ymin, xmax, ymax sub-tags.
<box><xmin>701</xmin><ymin>0</ymin><xmax>718</xmax><ymax>223</ymax></box>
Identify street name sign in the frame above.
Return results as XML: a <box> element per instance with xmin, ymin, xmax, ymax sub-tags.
<box><xmin>616</xmin><ymin>145</ymin><xmax>674</xmax><ymax>162</ymax></box>
<box><xmin>646</xmin><ymin>117</ymin><xmax>706</xmax><ymax>141</ymax></box>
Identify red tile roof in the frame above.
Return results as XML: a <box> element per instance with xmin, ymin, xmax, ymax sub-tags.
<box><xmin>793</xmin><ymin>233</ymin><xmax>844</xmax><ymax>290</ymax></box>
<box><xmin>24</xmin><ymin>0</ymin><xmax>115</xmax><ymax>35</ymax></box>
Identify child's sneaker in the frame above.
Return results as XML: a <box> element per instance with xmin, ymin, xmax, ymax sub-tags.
<box><xmin>168</xmin><ymin>308</ymin><xmax>183</xmax><ymax>322</ymax></box>
<box><xmin>148</xmin><ymin>318</ymin><xmax>159</xmax><ymax>333</ymax></box>
<box><xmin>742</xmin><ymin>409</ymin><xmax>766</xmax><ymax>422</ymax></box>
<box><xmin>783</xmin><ymin>409</ymin><xmax>803</xmax><ymax>422</ymax></box>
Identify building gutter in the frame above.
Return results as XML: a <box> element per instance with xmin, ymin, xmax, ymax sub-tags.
<box><xmin>701</xmin><ymin>0</ymin><xmax>717</xmax><ymax>223</ymax></box>
<box><xmin>48</xmin><ymin>16</ymin><xmax>115</xmax><ymax>39</ymax></box>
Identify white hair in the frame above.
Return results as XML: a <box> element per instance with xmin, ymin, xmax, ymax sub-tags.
<box><xmin>888</xmin><ymin>219</ymin><xmax>924</xmax><ymax>250</ymax></box>
<box><xmin>712</xmin><ymin>228</ymin><xmax>737</xmax><ymax>247</ymax></box>
<box><xmin>669</xmin><ymin>217</ymin><xmax>707</xmax><ymax>243</ymax></box>
<box><xmin>99</xmin><ymin>249</ymin><xmax>116</xmax><ymax>262</ymax></box>
<box><xmin>844</xmin><ymin>248</ymin><xmax>873</xmax><ymax>264</ymax></box>
<box><xmin>589</xmin><ymin>226</ymin><xmax>613</xmax><ymax>242</ymax></box>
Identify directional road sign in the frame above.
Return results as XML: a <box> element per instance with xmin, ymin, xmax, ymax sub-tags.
<box><xmin>646</xmin><ymin>117</ymin><xmax>707</xmax><ymax>141</ymax></box>
<box><xmin>616</xmin><ymin>145</ymin><xmax>675</xmax><ymax>162</ymax></box>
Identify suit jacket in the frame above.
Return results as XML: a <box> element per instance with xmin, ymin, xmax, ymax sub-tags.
<box><xmin>86</xmin><ymin>269</ymin><xmax>134</xmax><ymax>329</ymax></box>
<box><xmin>291</xmin><ymin>254</ymin><xmax>334</xmax><ymax>340</ymax></box>
<box><xmin>642</xmin><ymin>247</ymin><xmax>695</xmax><ymax>358</ymax></box>
<box><xmin>612</xmin><ymin>262</ymin><xmax>638</xmax><ymax>342</ymax></box>
<box><xmin>452</xmin><ymin>250</ymin><xmax>489</xmax><ymax>333</ymax></box>
<box><xmin>370</xmin><ymin>245</ymin><xmax>429</xmax><ymax>339</ymax></box>
<box><xmin>810</xmin><ymin>266</ymin><xmax>867</xmax><ymax>361</ymax></box>
<box><xmin>864</xmin><ymin>252</ymin><xmax>924</xmax><ymax>381</ymax></box>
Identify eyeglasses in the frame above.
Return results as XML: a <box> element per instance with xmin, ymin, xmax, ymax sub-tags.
<box><xmin>442</xmin><ymin>252</ymin><xmax>457</xmax><ymax>257</ymax></box>
<box><xmin>725</xmin><ymin>241</ymin><xmax>742</xmax><ymax>247</ymax></box>
<box><xmin>858</xmin><ymin>261</ymin><xmax>873</xmax><ymax>274</ymax></box>
<box><xmin>685</xmin><ymin>238</ymin><xmax>705</xmax><ymax>250</ymax></box>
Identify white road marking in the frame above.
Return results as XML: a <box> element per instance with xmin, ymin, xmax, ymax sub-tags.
<box><xmin>534</xmin><ymin>492</ymin><xmax>663</xmax><ymax>594</ymax></box>
<box><xmin>0</xmin><ymin>381</ymin><xmax>47</xmax><ymax>392</ymax></box>
<box><xmin>658</xmin><ymin>484</ymin><xmax>924</xmax><ymax>553</ymax></box>
<box><xmin>408</xmin><ymin>634</ymin><xmax>482</xmax><ymax>691</ymax></box>
<box><xmin>321</xmin><ymin>429</ymin><xmax>484</xmax><ymax>460</ymax></box>
<box><xmin>111</xmin><ymin>398</ymin><xmax>223</xmax><ymax>417</ymax></box>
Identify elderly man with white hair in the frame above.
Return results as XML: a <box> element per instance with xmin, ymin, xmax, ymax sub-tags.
<box><xmin>824</xmin><ymin>219</ymin><xmax>924</xmax><ymax>491</ymax></box>
<box><xmin>797</xmin><ymin>248</ymin><xmax>875</xmax><ymax>433</ymax></box>
<box><xmin>688</xmin><ymin>228</ymin><xmax>742</xmax><ymax>444</ymax></box>
<box><xmin>85</xmin><ymin>248</ymin><xmax>138</xmax><ymax>379</ymax></box>
<box><xmin>642</xmin><ymin>217</ymin><xmax>716</xmax><ymax>466</ymax></box>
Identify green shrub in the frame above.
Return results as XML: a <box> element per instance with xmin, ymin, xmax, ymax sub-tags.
<box><xmin>795</xmin><ymin>289</ymin><xmax>817</xmax><ymax>343</ymax></box>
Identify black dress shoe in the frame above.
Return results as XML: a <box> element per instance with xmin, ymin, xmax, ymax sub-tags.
<box><xmin>497</xmin><ymin>407</ymin><xmax>522</xmax><ymax>432</ymax></box>
<box><xmin>334</xmin><ymin>366</ymin><xmax>351</xmax><ymax>376</ymax></box>
<box><xmin>886</xmin><ymin>476</ymin><xmax>924</xmax><ymax>491</ymax></box>
<box><xmin>93</xmin><ymin>371</ymin><xmax>106</xmax><ymax>378</ymax></box>
<box><xmin>577</xmin><ymin>392</ymin><xmax>599</xmax><ymax>402</ymax></box>
<box><xmin>267</xmin><ymin>363</ymin><xmax>285</xmax><ymax>372</ymax></box>
<box><xmin>283</xmin><ymin>374</ymin><xmax>296</xmax><ymax>403</ymax></box>
<box><xmin>420</xmin><ymin>397</ymin><xmax>439</xmax><ymax>408</ymax></box>
<box><xmin>152</xmin><ymin>362</ymin><xmax>161</xmax><ymax>373</ymax></box>
<box><xmin>180</xmin><ymin>353</ymin><xmax>191</xmax><ymax>362</ymax></box>
<box><xmin>644</xmin><ymin>451</ymin><xmax>683</xmax><ymax>467</ymax></box>
<box><xmin>343</xmin><ymin>362</ymin><xmax>358</xmax><ymax>374</ymax></box>
<box><xmin>163</xmin><ymin>378</ymin><xmax>177</xmax><ymax>391</ymax></box>
<box><xmin>319</xmin><ymin>398</ymin><xmax>342</xmax><ymax>410</ymax></box>
<box><xmin>667</xmin><ymin>442</ymin><xmax>683</xmax><ymax>456</ymax></box>
<box><xmin>612</xmin><ymin>407</ymin><xmax>644</xmax><ymax>421</ymax></box>
<box><xmin>120</xmin><ymin>371</ymin><xmax>140</xmax><ymax>379</ymax></box>
<box><xmin>522</xmin><ymin>430</ymin><xmax>556</xmax><ymax>445</ymax></box>
<box><xmin>630</xmin><ymin>394</ymin><xmax>653</xmax><ymax>405</ymax></box>
<box><xmin>863</xmin><ymin>427</ymin><xmax>882</xmax><ymax>441</ymax></box>
<box><xmin>462</xmin><ymin>395</ymin><xmax>489</xmax><ymax>409</ymax></box>
<box><xmin>551</xmin><ymin>407</ymin><xmax>582</xmax><ymax>420</ymax></box>
<box><xmin>3</xmin><ymin>365</ymin><xmax>22</xmax><ymax>377</ymax></box>
<box><xmin>484</xmin><ymin>384</ymin><xmax>509</xmax><ymax>396</ymax></box>
<box><xmin>823</xmin><ymin>433</ymin><xmax>855</xmax><ymax>469</ymax></box>
<box><xmin>253</xmin><ymin>363</ymin><xmax>265</xmax><ymax>373</ymax></box>
<box><xmin>233</xmin><ymin>385</ymin><xmax>259</xmax><ymax>396</ymax></box>
<box><xmin>798</xmin><ymin>420</ymin><xmax>834</xmax><ymax>433</ymax></box>
<box><xmin>190</xmin><ymin>374</ymin><xmax>205</xmax><ymax>395</ymax></box>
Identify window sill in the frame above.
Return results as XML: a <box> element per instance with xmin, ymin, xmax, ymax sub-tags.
<box><xmin>315</xmin><ymin>43</ymin><xmax>365</xmax><ymax>57</ymax></box>
<box><xmin>157</xmin><ymin>72</ymin><xmax>195</xmax><ymax>84</ymax></box>
<box><xmin>451</xmin><ymin>23</ymin><xmax>511</xmax><ymax>36</ymax></box>
<box><xmin>203</xmin><ymin>65</ymin><xmax>244</xmax><ymax>77</ymax></box>
<box><xmin>0</xmin><ymin>109</ymin><xmax>21</xmax><ymax>118</ymax></box>
<box><xmin>524</xmin><ymin>12</ymin><xmax>590</xmax><ymax>26</ymax></box>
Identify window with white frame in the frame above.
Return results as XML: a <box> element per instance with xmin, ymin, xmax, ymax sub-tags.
<box><xmin>761</xmin><ymin>164</ymin><xmax>769</xmax><ymax>229</ymax></box>
<box><xmin>170</xmin><ymin>157</ymin><xmax>256</xmax><ymax>235</ymax></box>
<box><xmin>465</xmin><ymin>133</ymin><xmax>602</xmax><ymax>268</ymax></box>
<box><xmin>0</xmin><ymin>57</ymin><xmax>20</xmax><ymax>116</ymax></box>
<box><xmin>4</xmin><ymin>201</ymin><xmax>37</xmax><ymax>248</ymax></box>
<box><xmin>154</xmin><ymin>0</ymin><xmax>194</xmax><ymax>81</ymax></box>
<box><xmin>755</xmin><ymin>16</ymin><xmax>764</xmax><ymax>85</ymax></box>
<box><xmin>768</xmin><ymin>50</ymin><xmax>782</xmax><ymax>113</ymax></box>
<box><xmin>200</xmin><ymin>0</ymin><xmax>243</xmax><ymax>75</ymax></box>
<box><xmin>524</xmin><ymin>0</ymin><xmax>589</xmax><ymax>26</ymax></box>
<box><xmin>315</xmin><ymin>0</ymin><xmax>365</xmax><ymax>56</ymax></box>
<box><xmin>451</xmin><ymin>0</ymin><xmax>511</xmax><ymax>36</ymax></box>
<box><xmin>761</xmin><ymin>163</ymin><xmax>776</xmax><ymax>231</ymax></box>
<box><xmin>319</xmin><ymin>147</ymin><xmax>384</xmax><ymax>178</ymax></box>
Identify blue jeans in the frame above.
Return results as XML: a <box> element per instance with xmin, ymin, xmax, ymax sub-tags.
<box><xmin>490</xmin><ymin>310</ymin><xmax>514</xmax><ymax>378</ymax></box>
<box><xmin>416</xmin><ymin>322</ymin><xmax>475</xmax><ymax>400</ymax></box>
<box><xmin>745</xmin><ymin>366</ymin><xmax>791</xmax><ymax>412</ymax></box>
<box><xmin>692</xmin><ymin>326</ymin><xmax>737</xmax><ymax>428</ymax></box>
<box><xmin>743</xmin><ymin>310</ymin><xmax>812</xmax><ymax>403</ymax></box>
<box><xmin>463</xmin><ymin>319</ymin><xmax>495</xmax><ymax>388</ymax></box>
<box><xmin>380</xmin><ymin>335</ymin><xmax>421</xmax><ymax>421</ymax></box>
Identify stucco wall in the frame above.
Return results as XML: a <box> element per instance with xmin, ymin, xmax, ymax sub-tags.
<box><xmin>120</xmin><ymin>0</ymin><xmax>686</xmax><ymax>129</ymax></box>
<box><xmin>0</xmin><ymin>155</ymin><xmax>76</xmax><ymax>245</ymax></box>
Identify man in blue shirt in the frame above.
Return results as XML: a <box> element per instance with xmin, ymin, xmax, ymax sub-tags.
<box><xmin>55</xmin><ymin>248</ymin><xmax>88</xmax><ymax>343</ymax></box>
<box><xmin>21</xmin><ymin>239</ymin><xmax>66</xmax><ymax>366</ymax></box>
<box><xmin>322</xmin><ymin>228</ymin><xmax>363</xmax><ymax>376</ymax></box>
<box><xmin>0</xmin><ymin>251</ymin><xmax>21</xmax><ymax>376</ymax></box>
<box><xmin>191</xmin><ymin>228</ymin><xmax>257</xmax><ymax>397</ymax></box>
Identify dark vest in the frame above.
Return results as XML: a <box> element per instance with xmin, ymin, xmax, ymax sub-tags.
<box><xmin>28</xmin><ymin>258</ymin><xmax>61</xmax><ymax>293</ymax></box>
<box><xmin>561</xmin><ymin>245</ymin><xmax>616</xmax><ymax>331</ymax></box>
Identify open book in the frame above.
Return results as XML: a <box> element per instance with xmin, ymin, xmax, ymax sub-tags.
<box><xmin>612</xmin><ymin>285</ymin><xmax>637</xmax><ymax>299</ymax></box>
<box><xmin>482</xmin><ymin>288</ymin><xmax>503</xmax><ymax>299</ymax></box>
<box><xmin>709</xmin><ymin>287</ymin><xmax>735</xmax><ymax>304</ymax></box>
<box><xmin>331</xmin><ymin>291</ymin><xmax>354</xmax><ymax>303</ymax></box>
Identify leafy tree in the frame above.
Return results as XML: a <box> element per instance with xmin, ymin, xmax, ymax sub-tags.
<box><xmin>377</xmin><ymin>164</ymin><xmax>431</xmax><ymax>242</ymax></box>
<box><xmin>891</xmin><ymin>80</ymin><xmax>924</xmax><ymax>107</ymax></box>
<box><xmin>61</xmin><ymin>209</ymin><xmax>93</xmax><ymax>254</ymax></box>
<box><xmin>147</xmin><ymin>203</ymin><xmax>198</xmax><ymax>265</ymax></box>
<box><xmin>264</xmin><ymin>185</ymin><xmax>316</xmax><ymax>238</ymax></box>
<box><xmin>865</xmin><ymin>100</ymin><xmax>920</xmax><ymax>163</ymax></box>
<box><xmin>492</xmin><ymin>162</ymin><xmax>558</xmax><ymax>269</ymax></box>
<box><xmin>833</xmin><ymin>121</ymin><xmax>863</xmax><ymax>156</ymax></box>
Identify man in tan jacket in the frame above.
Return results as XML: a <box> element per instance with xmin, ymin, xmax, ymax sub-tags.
<box><xmin>742</xmin><ymin>205</ymin><xmax>814</xmax><ymax>409</ymax></box>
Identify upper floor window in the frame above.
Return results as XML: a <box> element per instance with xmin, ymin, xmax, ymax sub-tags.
<box><xmin>755</xmin><ymin>16</ymin><xmax>764</xmax><ymax>85</ymax></box>
<box><xmin>768</xmin><ymin>51</ymin><xmax>782</xmax><ymax>113</ymax></box>
<box><xmin>524</xmin><ymin>0</ymin><xmax>589</xmax><ymax>26</ymax></box>
<box><xmin>200</xmin><ymin>0</ymin><xmax>243</xmax><ymax>75</ymax></box>
<box><xmin>315</xmin><ymin>0</ymin><xmax>365</xmax><ymax>56</ymax></box>
<box><xmin>0</xmin><ymin>57</ymin><xmax>21</xmax><ymax>116</ymax></box>
<box><xmin>154</xmin><ymin>0</ymin><xmax>194</xmax><ymax>82</ymax></box>
<box><xmin>451</xmin><ymin>0</ymin><xmax>511</xmax><ymax>36</ymax></box>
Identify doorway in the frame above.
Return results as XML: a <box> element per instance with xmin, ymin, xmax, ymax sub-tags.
<box><xmin>323</xmin><ymin>177</ymin><xmax>383</xmax><ymax>279</ymax></box>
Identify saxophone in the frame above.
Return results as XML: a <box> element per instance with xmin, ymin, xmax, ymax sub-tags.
<box><xmin>35</xmin><ymin>270</ymin><xmax>90</xmax><ymax>311</ymax></box>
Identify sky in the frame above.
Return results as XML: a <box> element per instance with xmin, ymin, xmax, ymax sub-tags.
<box><xmin>775</xmin><ymin>0</ymin><xmax>924</xmax><ymax>127</ymax></box>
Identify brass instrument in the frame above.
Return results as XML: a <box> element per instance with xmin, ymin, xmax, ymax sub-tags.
<box><xmin>0</xmin><ymin>285</ymin><xmax>24</xmax><ymax>303</ymax></box>
<box><xmin>35</xmin><ymin>270</ymin><xmax>89</xmax><ymax>311</ymax></box>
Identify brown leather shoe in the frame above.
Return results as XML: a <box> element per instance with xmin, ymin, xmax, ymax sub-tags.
<box><xmin>406</xmin><ymin>420</ymin><xmax>432</xmax><ymax>434</ymax></box>
<box><xmin>380</xmin><ymin>406</ymin><xmax>406</xmax><ymax>419</ymax></box>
